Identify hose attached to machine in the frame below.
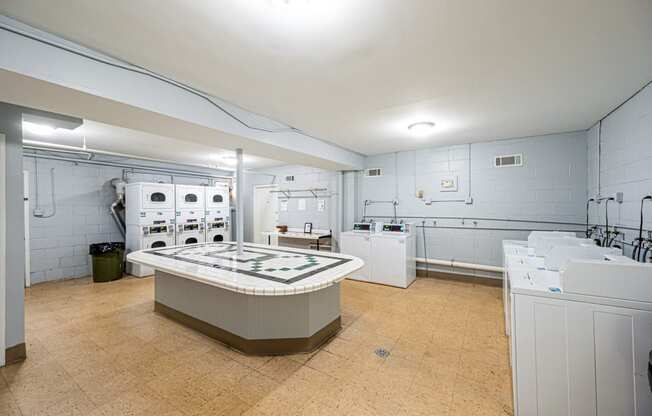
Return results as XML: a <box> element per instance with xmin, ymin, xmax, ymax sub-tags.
<box><xmin>586</xmin><ymin>198</ymin><xmax>595</xmax><ymax>238</ymax></box>
<box><xmin>602</xmin><ymin>198</ymin><xmax>614</xmax><ymax>247</ymax></box>
<box><xmin>635</xmin><ymin>196</ymin><xmax>652</xmax><ymax>261</ymax></box>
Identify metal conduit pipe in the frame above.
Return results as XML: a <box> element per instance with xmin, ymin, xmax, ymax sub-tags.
<box><xmin>23</xmin><ymin>140</ymin><xmax>234</xmax><ymax>179</ymax></box>
<box><xmin>416</xmin><ymin>225</ymin><xmax>584</xmax><ymax>232</ymax></box>
<box><xmin>23</xmin><ymin>152</ymin><xmax>232</xmax><ymax>181</ymax></box>
<box><xmin>365</xmin><ymin>215</ymin><xmax>588</xmax><ymax>227</ymax></box>
<box><xmin>365</xmin><ymin>215</ymin><xmax>652</xmax><ymax>234</ymax></box>
<box><xmin>415</xmin><ymin>257</ymin><xmax>503</xmax><ymax>274</ymax></box>
<box><xmin>24</xmin><ymin>144</ymin><xmax>94</xmax><ymax>160</ymax></box>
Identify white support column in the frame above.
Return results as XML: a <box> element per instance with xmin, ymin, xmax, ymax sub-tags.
<box><xmin>236</xmin><ymin>148</ymin><xmax>244</xmax><ymax>255</ymax></box>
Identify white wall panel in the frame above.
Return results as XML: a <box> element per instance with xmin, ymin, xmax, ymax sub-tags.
<box><xmin>360</xmin><ymin>132</ymin><xmax>588</xmax><ymax>269</ymax></box>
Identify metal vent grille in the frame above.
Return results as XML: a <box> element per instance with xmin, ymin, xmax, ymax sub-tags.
<box><xmin>365</xmin><ymin>168</ymin><xmax>383</xmax><ymax>177</ymax></box>
<box><xmin>494</xmin><ymin>154</ymin><xmax>523</xmax><ymax>168</ymax></box>
<box><xmin>285</xmin><ymin>175</ymin><xmax>295</xmax><ymax>182</ymax></box>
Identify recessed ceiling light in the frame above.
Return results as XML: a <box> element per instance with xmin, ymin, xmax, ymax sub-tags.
<box><xmin>23</xmin><ymin>121</ymin><xmax>56</xmax><ymax>136</ymax></box>
<box><xmin>272</xmin><ymin>0</ymin><xmax>309</xmax><ymax>5</ymax></box>
<box><xmin>408</xmin><ymin>121</ymin><xmax>436</xmax><ymax>135</ymax></box>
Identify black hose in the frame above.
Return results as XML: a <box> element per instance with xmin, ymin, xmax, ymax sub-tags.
<box><xmin>637</xmin><ymin>196</ymin><xmax>652</xmax><ymax>261</ymax></box>
<box><xmin>586</xmin><ymin>198</ymin><xmax>595</xmax><ymax>238</ymax></box>
<box><xmin>603</xmin><ymin>198</ymin><xmax>614</xmax><ymax>247</ymax></box>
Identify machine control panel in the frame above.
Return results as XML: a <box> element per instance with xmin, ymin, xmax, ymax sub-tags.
<box><xmin>353</xmin><ymin>223</ymin><xmax>371</xmax><ymax>232</ymax></box>
<box><xmin>383</xmin><ymin>224</ymin><xmax>406</xmax><ymax>233</ymax></box>
<box><xmin>143</xmin><ymin>225</ymin><xmax>172</xmax><ymax>235</ymax></box>
<box><xmin>179</xmin><ymin>223</ymin><xmax>203</xmax><ymax>232</ymax></box>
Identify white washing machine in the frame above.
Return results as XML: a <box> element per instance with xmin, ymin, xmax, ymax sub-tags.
<box><xmin>176</xmin><ymin>209</ymin><xmax>205</xmax><ymax>245</ymax></box>
<box><xmin>205</xmin><ymin>183</ymin><xmax>230</xmax><ymax>242</ymax></box>
<box><xmin>142</xmin><ymin>230</ymin><xmax>175</xmax><ymax>249</ymax></box>
<box><xmin>205</xmin><ymin>207</ymin><xmax>230</xmax><ymax>242</ymax></box>
<box><xmin>126</xmin><ymin>224</ymin><xmax>175</xmax><ymax>277</ymax></box>
<box><xmin>125</xmin><ymin>182</ymin><xmax>176</xmax><ymax>277</ymax></box>
<box><xmin>340</xmin><ymin>223</ymin><xmax>416</xmax><ymax>288</ymax></box>
<box><xmin>177</xmin><ymin>222</ymin><xmax>205</xmax><ymax>245</ymax></box>
<box><xmin>175</xmin><ymin>184</ymin><xmax>205</xmax><ymax>211</ymax></box>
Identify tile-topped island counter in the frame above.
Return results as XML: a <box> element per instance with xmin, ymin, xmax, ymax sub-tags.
<box><xmin>127</xmin><ymin>242</ymin><xmax>363</xmax><ymax>355</ymax></box>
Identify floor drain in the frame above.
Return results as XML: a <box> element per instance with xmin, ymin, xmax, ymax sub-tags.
<box><xmin>374</xmin><ymin>348</ymin><xmax>390</xmax><ymax>358</ymax></box>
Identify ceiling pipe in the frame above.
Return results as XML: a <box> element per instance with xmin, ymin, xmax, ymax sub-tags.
<box><xmin>23</xmin><ymin>144</ymin><xmax>93</xmax><ymax>160</ymax></box>
<box><xmin>23</xmin><ymin>139</ymin><xmax>235</xmax><ymax>175</ymax></box>
<box><xmin>23</xmin><ymin>152</ymin><xmax>232</xmax><ymax>181</ymax></box>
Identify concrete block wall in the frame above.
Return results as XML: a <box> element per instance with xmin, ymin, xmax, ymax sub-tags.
<box><xmin>587</xmin><ymin>82</ymin><xmax>652</xmax><ymax>258</ymax></box>
<box><xmin>361</xmin><ymin>131</ymin><xmax>588</xmax><ymax>269</ymax></box>
<box><xmin>24</xmin><ymin>156</ymin><xmax>230</xmax><ymax>284</ymax></box>
<box><xmin>244</xmin><ymin>165</ymin><xmax>340</xmax><ymax>247</ymax></box>
<box><xmin>267</xmin><ymin>165</ymin><xmax>337</xmax><ymax>231</ymax></box>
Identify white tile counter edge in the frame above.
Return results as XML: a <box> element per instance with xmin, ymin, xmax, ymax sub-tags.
<box><xmin>127</xmin><ymin>242</ymin><xmax>364</xmax><ymax>296</ymax></box>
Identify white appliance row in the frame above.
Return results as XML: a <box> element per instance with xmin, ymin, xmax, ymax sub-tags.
<box><xmin>504</xmin><ymin>231</ymin><xmax>652</xmax><ymax>415</ymax></box>
<box><xmin>340</xmin><ymin>223</ymin><xmax>416</xmax><ymax>288</ymax></box>
<box><xmin>125</xmin><ymin>182</ymin><xmax>230</xmax><ymax>277</ymax></box>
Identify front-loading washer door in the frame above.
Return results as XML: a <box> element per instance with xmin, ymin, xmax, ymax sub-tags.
<box><xmin>150</xmin><ymin>240</ymin><xmax>167</xmax><ymax>249</ymax></box>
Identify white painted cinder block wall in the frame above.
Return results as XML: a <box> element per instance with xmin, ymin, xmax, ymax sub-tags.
<box><xmin>244</xmin><ymin>165</ymin><xmax>340</xmax><ymax>248</ymax></box>
<box><xmin>24</xmin><ymin>156</ymin><xmax>229</xmax><ymax>284</ymax></box>
<box><xmin>587</xmin><ymin>82</ymin><xmax>652</xmax><ymax>258</ymax></box>
<box><xmin>361</xmin><ymin>132</ymin><xmax>588</xmax><ymax>271</ymax></box>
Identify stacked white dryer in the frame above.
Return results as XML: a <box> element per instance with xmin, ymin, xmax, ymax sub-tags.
<box><xmin>125</xmin><ymin>182</ymin><xmax>176</xmax><ymax>277</ymax></box>
<box><xmin>205</xmin><ymin>183</ymin><xmax>230</xmax><ymax>242</ymax></box>
<box><xmin>174</xmin><ymin>185</ymin><xmax>205</xmax><ymax>245</ymax></box>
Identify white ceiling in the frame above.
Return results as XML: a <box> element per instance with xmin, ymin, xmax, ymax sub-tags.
<box><xmin>2</xmin><ymin>0</ymin><xmax>651</xmax><ymax>155</ymax></box>
<box><xmin>22</xmin><ymin>119</ymin><xmax>285</xmax><ymax>170</ymax></box>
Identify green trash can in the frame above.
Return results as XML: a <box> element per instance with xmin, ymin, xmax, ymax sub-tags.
<box><xmin>89</xmin><ymin>242</ymin><xmax>125</xmax><ymax>283</ymax></box>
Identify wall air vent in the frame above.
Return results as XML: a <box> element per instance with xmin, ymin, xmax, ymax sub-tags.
<box><xmin>285</xmin><ymin>175</ymin><xmax>295</xmax><ymax>182</ymax></box>
<box><xmin>365</xmin><ymin>168</ymin><xmax>383</xmax><ymax>177</ymax></box>
<box><xmin>494</xmin><ymin>153</ymin><xmax>523</xmax><ymax>168</ymax></box>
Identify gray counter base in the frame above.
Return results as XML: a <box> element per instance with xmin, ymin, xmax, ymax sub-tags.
<box><xmin>154</xmin><ymin>271</ymin><xmax>341</xmax><ymax>355</ymax></box>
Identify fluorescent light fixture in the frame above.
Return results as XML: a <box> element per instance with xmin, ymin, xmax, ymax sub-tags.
<box><xmin>408</xmin><ymin>121</ymin><xmax>436</xmax><ymax>136</ymax></box>
<box><xmin>21</xmin><ymin>110</ymin><xmax>83</xmax><ymax>137</ymax></box>
<box><xmin>23</xmin><ymin>121</ymin><xmax>56</xmax><ymax>136</ymax></box>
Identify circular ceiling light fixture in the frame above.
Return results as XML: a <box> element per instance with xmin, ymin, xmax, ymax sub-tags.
<box><xmin>408</xmin><ymin>121</ymin><xmax>436</xmax><ymax>136</ymax></box>
<box><xmin>268</xmin><ymin>0</ymin><xmax>310</xmax><ymax>8</ymax></box>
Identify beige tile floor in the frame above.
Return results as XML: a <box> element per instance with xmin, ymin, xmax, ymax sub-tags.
<box><xmin>1</xmin><ymin>276</ymin><xmax>513</xmax><ymax>415</ymax></box>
